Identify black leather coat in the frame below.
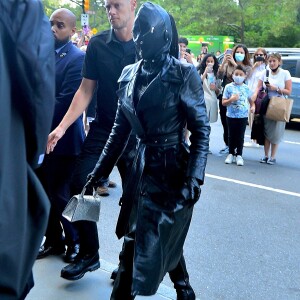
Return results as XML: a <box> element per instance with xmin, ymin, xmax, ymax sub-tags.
<box><xmin>92</xmin><ymin>55</ymin><xmax>210</xmax><ymax>295</ymax></box>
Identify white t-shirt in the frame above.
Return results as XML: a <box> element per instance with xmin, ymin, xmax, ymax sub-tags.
<box><xmin>259</xmin><ymin>68</ymin><xmax>291</xmax><ymax>98</ymax></box>
<box><xmin>247</xmin><ymin>63</ymin><xmax>266</xmax><ymax>92</ymax></box>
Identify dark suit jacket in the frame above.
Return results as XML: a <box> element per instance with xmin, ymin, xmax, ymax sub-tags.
<box><xmin>0</xmin><ymin>1</ymin><xmax>55</xmax><ymax>298</ymax></box>
<box><xmin>53</xmin><ymin>41</ymin><xmax>85</xmax><ymax>155</ymax></box>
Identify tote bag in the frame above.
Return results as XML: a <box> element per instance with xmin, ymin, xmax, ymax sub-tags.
<box><xmin>265</xmin><ymin>96</ymin><xmax>293</xmax><ymax>122</ymax></box>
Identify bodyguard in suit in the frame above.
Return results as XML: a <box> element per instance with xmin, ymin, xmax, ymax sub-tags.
<box><xmin>0</xmin><ymin>1</ymin><xmax>55</xmax><ymax>299</ymax></box>
<box><xmin>36</xmin><ymin>8</ymin><xmax>85</xmax><ymax>263</ymax></box>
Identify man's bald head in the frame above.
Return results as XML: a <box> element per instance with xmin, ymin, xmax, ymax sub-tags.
<box><xmin>50</xmin><ymin>8</ymin><xmax>77</xmax><ymax>49</ymax></box>
<box><xmin>50</xmin><ymin>8</ymin><xmax>77</xmax><ymax>27</ymax></box>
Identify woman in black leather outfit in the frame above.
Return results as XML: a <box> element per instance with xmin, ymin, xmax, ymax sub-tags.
<box><xmin>86</xmin><ymin>2</ymin><xmax>210</xmax><ymax>299</ymax></box>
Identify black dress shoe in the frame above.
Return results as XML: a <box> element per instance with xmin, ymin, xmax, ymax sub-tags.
<box><xmin>37</xmin><ymin>244</ymin><xmax>65</xmax><ymax>259</ymax></box>
<box><xmin>176</xmin><ymin>285</ymin><xmax>196</xmax><ymax>300</ymax></box>
<box><xmin>61</xmin><ymin>252</ymin><xmax>100</xmax><ymax>280</ymax></box>
<box><xmin>64</xmin><ymin>244</ymin><xmax>80</xmax><ymax>263</ymax></box>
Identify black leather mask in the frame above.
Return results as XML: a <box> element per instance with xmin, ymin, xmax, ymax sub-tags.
<box><xmin>133</xmin><ymin>2</ymin><xmax>172</xmax><ymax>61</ymax></box>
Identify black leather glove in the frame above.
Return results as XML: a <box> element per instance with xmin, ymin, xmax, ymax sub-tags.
<box><xmin>84</xmin><ymin>172</ymin><xmax>104</xmax><ymax>194</ymax></box>
<box><xmin>181</xmin><ymin>176</ymin><xmax>201</xmax><ymax>206</ymax></box>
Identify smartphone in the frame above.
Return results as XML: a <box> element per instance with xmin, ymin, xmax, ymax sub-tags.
<box><xmin>225</xmin><ymin>49</ymin><xmax>232</xmax><ymax>55</ymax></box>
<box><xmin>186</xmin><ymin>48</ymin><xmax>191</xmax><ymax>54</ymax></box>
<box><xmin>264</xmin><ymin>80</ymin><xmax>269</xmax><ymax>85</ymax></box>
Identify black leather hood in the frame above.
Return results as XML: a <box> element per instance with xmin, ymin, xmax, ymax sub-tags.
<box><xmin>133</xmin><ymin>2</ymin><xmax>172</xmax><ymax>61</ymax></box>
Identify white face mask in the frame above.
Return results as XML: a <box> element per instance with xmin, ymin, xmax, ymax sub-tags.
<box><xmin>232</xmin><ymin>75</ymin><xmax>245</xmax><ymax>84</ymax></box>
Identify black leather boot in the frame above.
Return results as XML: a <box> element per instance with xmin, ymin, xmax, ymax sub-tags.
<box><xmin>110</xmin><ymin>234</ymin><xmax>135</xmax><ymax>300</ymax></box>
<box><xmin>110</xmin><ymin>266</ymin><xmax>119</xmax><ymax>281</ymax></box>
<box><xmin>169</xmin><ymin>255</ymin><xmax>196</xmax><ymax>300</ymax></box>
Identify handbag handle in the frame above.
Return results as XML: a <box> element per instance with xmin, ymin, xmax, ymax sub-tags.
<box><xmin>80</xmin><ymin>187</ymin><xmax>87</xmax><ymax>198</ymax></box>
<box><xmin>80</xmin><ymin>186</ymin><xmax>97</xmax><ymax>201</ymax></box>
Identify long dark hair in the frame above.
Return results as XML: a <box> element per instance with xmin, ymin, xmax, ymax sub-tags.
<box><xmin>232</xmin><ymin>44</ymin><xmax>251</xmax><ymax>66</ymax></box>
<box><xmin>198</xmin><ymin>54</ymin><xmax>219</xmax><ymax>76</ymax></box>
<box><xmin>168</xmin><ymin>13</ymin><xmax>179</xmax><ymax>59</ymax></box>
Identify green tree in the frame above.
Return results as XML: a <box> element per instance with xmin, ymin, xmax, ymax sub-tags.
<box><xmin>42</xmin><ymin>0</ymin><xmax>300</xmax><ymax>48</ymax></box>
<box><xmin>42</xmin><ymin>0</ymin><xmax>110</xmax><ymax>31</ymax></box>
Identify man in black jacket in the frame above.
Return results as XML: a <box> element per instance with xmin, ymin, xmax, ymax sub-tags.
<box><xmin>0</xmin><ymin>1</ymin><xmax>55</xmax><ymax>299</ymax></box>
<box><xmin>47</xmin><ymin>0</ymin><xmax>138</xmax><ymax>280</ymax></box>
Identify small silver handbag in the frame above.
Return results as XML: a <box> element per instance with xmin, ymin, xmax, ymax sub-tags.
<box><xmin>62</xmin><ymin>187</ymin><xmax>101</xmax><ymax>222</ymax></box>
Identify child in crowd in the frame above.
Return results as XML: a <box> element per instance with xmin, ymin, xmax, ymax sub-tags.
<box><xmin>222</xmin><ymin>65</ymin><xmax>255</xmax><ymax>166</ymax></box>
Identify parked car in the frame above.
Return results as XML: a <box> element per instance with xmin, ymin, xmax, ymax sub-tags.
<box><xmin>248</xmin><ymin>48</ymin><xmax>300</xmax><ymax>57</ymax></box>
<box><xmin>290</xmin><ymin>77</ymin><xmax>300</xmax><ymax>120</ymax></box>
<box><xmin>218</xmin><ymin>52</ymin><xmax>300</xmax><ymax>78</ymax></box>
<box><xmin>281</xmin><ymin>56</ymin><xmax>300</xmax><ymax>78</ymax></box>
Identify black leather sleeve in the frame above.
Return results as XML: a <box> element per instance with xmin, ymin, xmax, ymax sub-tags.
<box><xmin>90</xmin><ymin>101</ymin><xmax>133</xmax><ymax>180</ymax></box>
<box><xmin>180</xmin><ymin>65</ymin><xmax>210</xmax><ymax>184</ymax></box>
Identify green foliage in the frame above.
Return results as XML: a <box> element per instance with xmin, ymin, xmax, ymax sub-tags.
<box><xmin>41</xmin><ymin>0</ymin><xmax>300</xmax><ymax>47</ymax></box>
<box><xmin>41</xmin><ymin>0</ymin><xmax>110</xmax><ymax>31</ymax></box>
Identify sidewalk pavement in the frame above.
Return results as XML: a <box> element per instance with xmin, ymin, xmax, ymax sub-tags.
<box><xmin>27</xmin><ymin>256</ymin><xmax>174</xmax><ymax>300</ymax></box>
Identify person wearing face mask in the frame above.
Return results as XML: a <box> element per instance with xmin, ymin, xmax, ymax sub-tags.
<box><xmin>198</xmin><ymin>54</ymin><xmax>221</xmax><ymax>122</ymax></box>
<box><xmin>84</xmin><ymin>2</ymin><xmax>210</xmax><ymax>299</ymax></box>
<box><xmin>222</xmin><ymin>65</ymin><xmax>255</xmax><ymax>166</ymax></box>
<box><xmin>245</xmin><ymin>48</ymin><xmax>268</xmax><ymax>147</ymax></box>
<box><xmin>198</xmin><ymin>54</ymin><xmax>221</xmax><ymax>152</ymax></box>
<box><xmin>217</xmin><ymin>44</ymin><xmax>252</xmax><ymax>155</ymax></box>
<box><xmin>254</xmin><ymin>52</ymin><xmax>292</xmax><ymax>165</ymax></box>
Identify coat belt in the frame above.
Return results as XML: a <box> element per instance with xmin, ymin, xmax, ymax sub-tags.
<box><xmin>140</xmin><ymin>131</ymin><xmax>184</xmax><ymax>147</ymax></box>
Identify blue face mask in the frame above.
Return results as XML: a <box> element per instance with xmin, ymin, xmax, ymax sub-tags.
<box><xmin>235</xmin><ymin>53</ymin><xmax>245</xmax><ymax>62</ymax></box>
<box><xmin>233</xmin><ymin>75</ymin><xmax>245</xmax><ymax>84</ymax></box>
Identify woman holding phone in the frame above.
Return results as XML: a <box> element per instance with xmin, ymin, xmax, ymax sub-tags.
<box><xmin>217</xmin><ymin>44</ymin><xmax>252</xmax><ymax>154</ymax></box>
<box><xmin>254</xmin><ymin>52</ymin><xmax>292</xmax><ymax>164</ymax></box>
<box><xmin>198</xmin><ymin>54</ymin><xmax>221</xmax><ymax>153</ymax></box>
<box><xmin>198</xmin><ymin>55</ymin><xmax>221</xmax><ymax>120</ymax></box>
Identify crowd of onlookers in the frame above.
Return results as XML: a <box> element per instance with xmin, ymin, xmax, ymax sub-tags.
<box><xmin>179</xmin><ymin>37</ymin><xmax>292</xmax><ymax>166</ymax></box>
<box><xmin>73</xmin><ymin>32</ymin><xmax>293</xmax><ymax>167</ymax></box>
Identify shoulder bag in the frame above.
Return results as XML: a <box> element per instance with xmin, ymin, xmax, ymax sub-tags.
<box><xmin>265</xmin><ymin>95</ymin><xmax>294</xmax><ymax>122</ymax></box>
<box><xmin>258</xmin><ymin>70</ymin><xmax>270</xmax><ymax>115</ymax></box>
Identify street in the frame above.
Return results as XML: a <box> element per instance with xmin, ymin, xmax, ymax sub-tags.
<box><xmin>98</xmin><ymin>119</ymin><xmax>300</xmax><ymax>300</ymax></box>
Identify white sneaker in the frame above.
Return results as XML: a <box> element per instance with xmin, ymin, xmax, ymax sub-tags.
<box><xmin>225</xmin><ymin>154</ymin><xmax>234</xmax><ymax>164</ymax></box>
<box><xmin>236</xmin><ymin>155</ymin><xmax>244</xmax><ymax>166</ymax></box>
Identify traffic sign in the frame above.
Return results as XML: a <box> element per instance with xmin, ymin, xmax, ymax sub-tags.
<box><xmin>81</xmin><ymin>14</ymin><xmax>89</xmax><ymax>26</ymax></box>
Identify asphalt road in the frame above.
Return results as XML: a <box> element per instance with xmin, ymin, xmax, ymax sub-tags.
<box><xmin>97</xmin><ymin>119</ymin><xmax>300</xmax><ymax>300</ymax></box>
